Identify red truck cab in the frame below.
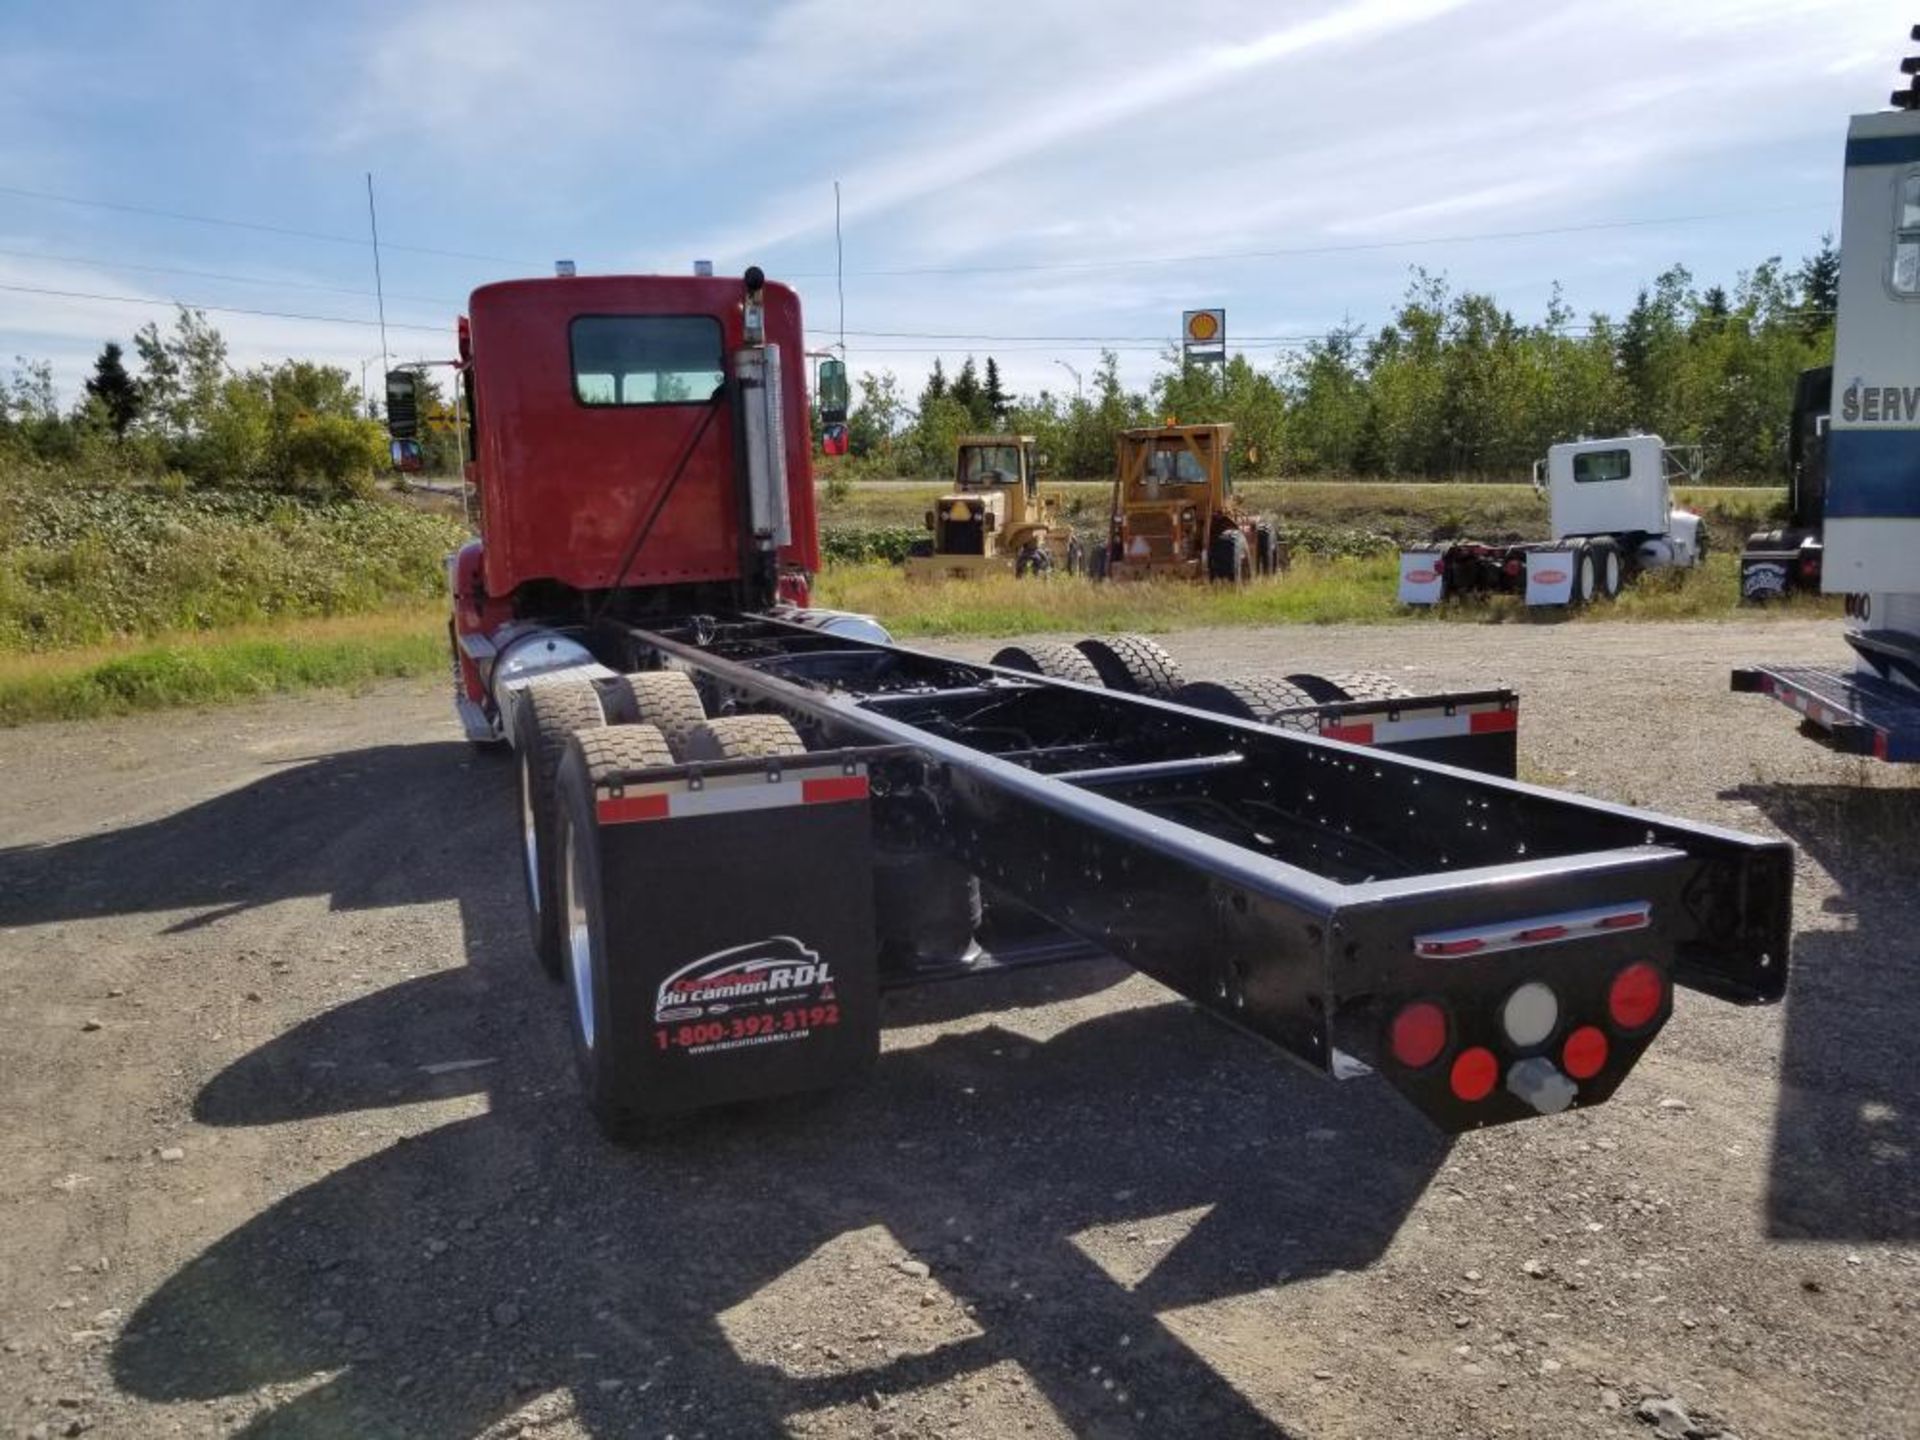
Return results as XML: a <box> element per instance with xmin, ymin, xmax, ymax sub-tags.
<box><xmin>457</xmin><ymin>271</ymin><xmax>818</xmax><ymax>617</ymax></box>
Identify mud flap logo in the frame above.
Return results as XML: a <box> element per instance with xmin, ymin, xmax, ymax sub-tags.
<box><xmin>1741</xmin><ymin>561</ymin><xmax>1788</xmax><ymax>598</ymax></box>
<box><xmin>654</xmin><ymin>937</ymin><xmax>834</xmax><ymax>1022</ymax></box>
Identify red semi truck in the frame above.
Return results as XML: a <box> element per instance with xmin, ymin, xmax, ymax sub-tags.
<box><xmin>388</xmin><ymin>266</ymin><xmax>1790</xmax><ymax>1138</ymax></box>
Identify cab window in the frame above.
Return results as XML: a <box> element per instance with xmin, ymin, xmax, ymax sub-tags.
<box><xmin>959</xmin><ymin>445</ymin><xmax>1022</xmax><ymax>486</ymax></box>
<box><xmin>570</xmin><ymin>315</ymin><xmax>725</xmax><ymax>406</ymax></box>
<box><xmin>1895</xmin><ymin>169</ymin><xmax>1920</xmax><ymax>296</ymax></box>
<box><xmin>1572</xmin><ymin>448</ymin><xmax>1632</xmax><ymax>483</ymax></box>
<box><xmin>1146</xmin><ymin>444</ymin><xmax>1207</xmax><ymax>485</ymax></box>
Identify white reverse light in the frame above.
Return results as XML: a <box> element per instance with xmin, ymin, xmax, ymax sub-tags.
<box><xmin>1502</xmin><ymin>982</ymin><xmax>1559</xmax><ymax>1048</ymax></box>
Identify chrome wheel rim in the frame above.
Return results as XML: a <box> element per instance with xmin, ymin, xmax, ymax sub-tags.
<box><xmin>562</xmin><ymin>817</ymin><xmax>596</xmax><ymax>1052</ymax></box>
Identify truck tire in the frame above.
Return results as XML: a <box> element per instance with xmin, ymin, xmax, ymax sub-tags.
<box><xmin>1170</xmin><ymin>676</ymin><xmax>1319</xmax><ymax>731</ymax></box>
<box><xmin>1328</xmin><ymin>671</ymin><xmax>1414</xmax><ymax>703</ymax></box>
<box><xmin>609</xmin><ymin>670</ymin><xmax>707</xmax><ymax>755</ymax></box>
<box><xmin>515</xmin><ymin>678</ymin><xmax>608</xmax><ymax>981</ymax></box>
<box><xmin>1569</xmin><ymin>543</ymin><xmax>1597</xmax><ymax>607</ymax></box>
<box><xmin>1208</xmin><ymin>529</ymin><xmax>1251</xmax><ymax>583</ymax></box>
<box><xmin>1073</xmin><ymin>635</ymin><xmax>1183</xmax><ymax>697</ymax></box>
<box><xmin>1015</xmin><ymin>545</ymin><xmax>1053</xmax><ymax>579</ymax></box>
<box><xmin>553</xmin><ymin>723</ymin><xmax>676</xmax><ymax>1136</ymax></box>
<box><xmin>1255</xmin><ymin>524</ymin><xmax>1279</xmax><ymax>576</ymax></box>
<box><xmin>1088</xmin><ymin>545</ymin><xmax>1110</xmax><ymax>581</ymax></box>
<box><xmin>907</xmin><ymin>539</ymin><xmax>934</xmax><ymax>559</ymax></box>
<box><xmin>1064</xmin><ymin>535</ymin><xmax>1085</xmax><ymax>576</ymax></box>
<box><xmin>680</xmin><ymin>714</ymin><xmax>808</xmax><ymax>760</ymax></box>
<box><xmin>989</xmin><ymin>642</ymin><xmax>1104</xmax><ymax>686</ymax></box>
<box><xmin>1590</xmin><ymin>539</ymin><xmax>1623</xmax><ymax>601</ymax></box>
<box><xmin>1282</xmin><ymin>672</ymin><xmax>1346</xmax><ymax>704</ymax></box>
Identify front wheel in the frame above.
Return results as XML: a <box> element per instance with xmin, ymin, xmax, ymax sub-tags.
<box><xmin>1015</xmin><ymin>544</ymin><xmax>1053</xmax><ymax>579</ymax></box>
<box><xmin>1208</xmin><ymin>529</ymin><xmax>1250</xmax><ymax>583</ymax></box>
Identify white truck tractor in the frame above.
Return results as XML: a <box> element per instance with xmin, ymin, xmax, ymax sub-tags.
<box><xmin>1399</xmin><ymin>435</ymin><xmax>1707</xmax><ymax>607</ymax></box>
<box><xmin>1735</xmin><ymin>32</ymin><xmax>1920</xmax><ymax>762</ymax></box>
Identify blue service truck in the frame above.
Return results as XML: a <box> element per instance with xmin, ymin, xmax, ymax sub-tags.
<box><xmin>1735</xmin><ymin>33</ymin><xmax>1920</xmax><ymax>762</ymax></box>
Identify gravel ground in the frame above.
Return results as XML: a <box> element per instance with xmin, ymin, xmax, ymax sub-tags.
<box><xmin>0</xmin><ymin>617</ymin><xmax>1914</xmax><ymax>1439</ymax></box>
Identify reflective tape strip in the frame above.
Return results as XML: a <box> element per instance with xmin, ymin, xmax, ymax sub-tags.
<box><xmin>1414</xmin><ymin>902</ymin><xmax>1651</xmax><ymax>958</ymax></box>
<box><xmin>1314</xmin><ymin>705</ymin><xmax>1516</xmax><ymax>747</ymax></box>
<box><xmin>596</xmin><ymin>770</ymin><xmax>869</xmax><ymax>825</ymax></box>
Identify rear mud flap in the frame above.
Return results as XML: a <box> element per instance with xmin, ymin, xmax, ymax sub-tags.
<box><xmin>592</xmin><ymin>763</ymin><xmax>881</xmax><ymax>1117</ymax></box>
<box><xmin>1524</xmin><ymin>551</ymin><xmax>1576</xmax><ymax>606</ymax></box>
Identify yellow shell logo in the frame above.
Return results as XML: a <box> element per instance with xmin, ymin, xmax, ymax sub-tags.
<box><xmin>1186</xmin><ymin>312</ymin><xmax>1219</xmax><ymax>342</ymax></box>
<box><xmin>948</xmin><ymin>501</ymin><xmax>972</xmax><ymax>520</ymax></box>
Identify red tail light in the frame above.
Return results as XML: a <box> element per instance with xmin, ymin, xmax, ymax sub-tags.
<box><xmin>1450</xmin><ymin>1047</ymin><xmax>1499</xmax><ymax>1102</ymax></box>
<box><xmin>1562</xmin><ymin>1025</ymin><xmax>1609</xmax><ymax>1079</ymax></box>
<box><xmin>1389</xmin><ymin>1001</ymin><xmax>1448</xmax><ymax>1069</ymax></box>
<box><xmin>1608</xmin><ymin>963</ymin><xmax>1665</xmax><ymax>1030</ymax></box>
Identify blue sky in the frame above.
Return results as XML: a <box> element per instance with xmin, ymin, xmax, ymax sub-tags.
<box><xmin>0</xmin><ymin>0</ymin><xmax>1907</xmax><ymax>409</ymax></box>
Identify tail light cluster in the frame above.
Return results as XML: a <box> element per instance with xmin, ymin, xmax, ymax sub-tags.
<box><xmin>1385</xmin><ymin>958</ymin><xmax>1669</xmax><ymax>1110</ymax></box>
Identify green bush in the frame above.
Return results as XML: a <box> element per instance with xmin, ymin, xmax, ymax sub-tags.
<box><xmin>821</xmin><ymin>525</ymin><xmax>924</xmax><ymax>566</ymax></box>
<box><xmin>0</xmin><ymin>462</ymin><xmax>467</xmax><ymax>651</ymax></box>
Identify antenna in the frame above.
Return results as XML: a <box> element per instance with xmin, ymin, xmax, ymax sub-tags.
<box><xmin>365</xmin><ymin>172</ymin><xmax>391</xmax><ymax>386</ymax></box>
<box><xmin>834</xmin><ymin>180</ymin><xmax>846</xmax><ymax>356</ymax></box>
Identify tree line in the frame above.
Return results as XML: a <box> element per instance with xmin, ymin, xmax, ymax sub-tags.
<box><xmin>0</xmin><ymin>310</ymin><xmax>396</xmax><ymax>498</ymax></box>
<box><xmin>836</xmin><ymin>243</ymin><xmax>1840</xmax><ymax>483</ymax></box>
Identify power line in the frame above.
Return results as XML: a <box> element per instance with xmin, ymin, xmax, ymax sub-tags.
<box><xmin>782</xmin><ymin>203</ymin><xmax>1835</xmax><ymax>280</ymax></box>
<box><xmin>0</xmin><ymin>281</ymin><xmax>449</xmax><ymax>335</ymax></box>
<box><xmin>0</xmin><ymin>244</ymin><xmax>462</xmax><ymax>308</ymax></box>
<box><xmin>0</xmin><ymin>182</ymin><xmax>539</xmax><ymax>266</ymax></box>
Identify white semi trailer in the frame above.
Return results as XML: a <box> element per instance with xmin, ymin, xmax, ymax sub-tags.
<box><xmin>1734</xmin><ymin>34</ymin><xmax>1920</xmax><ymax>762</ymax></box>
<box><xmin>1398</xmin><ymin>435</ymin><xmax>1707</xmax><ymax>608</ymax></box>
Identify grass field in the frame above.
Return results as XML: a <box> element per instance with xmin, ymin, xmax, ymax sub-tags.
<box><xmin>0</xmin><ymin>473</ymin><xmax>1820</xmax><ymax>725</ymax></box>
<box><xmin>0</xmin><ymin>608</ymin><xmax>446</xmax><ymax>726</ymax></box>
<box><xmin>818</xmin><ymin>478</ymin><xmax>1787</xmax><ymax>547</ymax></box>
<box><xmin>816</xmin><ymin>550</ymin><xmax>1834</xmax><ymax>638</ymax></box>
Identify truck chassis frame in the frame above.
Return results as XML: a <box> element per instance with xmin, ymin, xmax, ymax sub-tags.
<box><xmin>534</xmin><ymin>612</ymin><xmax>1792</xmax><ymax>1136</ymax></box>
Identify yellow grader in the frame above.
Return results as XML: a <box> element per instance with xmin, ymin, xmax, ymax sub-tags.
<box><xmin>1091</xmin><ymin>423</ymin><xmax>1284</xmax><ymax>582</ymax></box>
<box><xmin>904</xmin><ymin>435</ymin><xmax>1084</xmax><ymax>582</ymax></box>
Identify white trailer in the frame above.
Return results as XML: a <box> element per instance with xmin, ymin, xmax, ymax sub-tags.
<box><xmin>1399</xmin><ymin>435</ymin><xmax>1707</xmax><ymax>608</ymax></box>
<box><xmin>1735</xmin><ymin>43</ymin><xmax>1920</xmax><ymax>762</ymax></box>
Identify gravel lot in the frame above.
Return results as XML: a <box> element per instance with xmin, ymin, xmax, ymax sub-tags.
<box><xmin>0</xmin><ymin>617</ymin><xmax>1914</xmax><ymax>1439</ymax></box>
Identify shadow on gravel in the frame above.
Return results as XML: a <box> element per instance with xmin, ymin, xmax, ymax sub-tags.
<box><xmin>1728</xmin><ymin>782</ymin><xmax>1920</xmax><ymax>1243</ymax></box>
<box><xmin>118</xmin><ymin>985</ymin><xmax>1443</xmax><ymax>1438</ymax></box>
<box><xmin>15</xmin><ymin>737</ymin><xmax>1447</xmax><ymax>1437</ymax></box>
<box><xmin>0</xmin><ymin>742</ymin><xmax>508</xmax><ymax>927</ymax></box>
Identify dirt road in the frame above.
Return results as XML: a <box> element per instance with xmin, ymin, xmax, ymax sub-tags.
<box><xmin>1</xmin><ymin>618</ymin><xmax>1914</xmax><ymax>1439</ymax></box>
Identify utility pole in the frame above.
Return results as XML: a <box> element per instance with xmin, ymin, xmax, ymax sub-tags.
<box><xmin>366</xmin><ymin>173</ymin><xmax>391</xmax><ymax>400</ymax></box>
<box><xmin>833</xmin><ymin>180</ymin><xmax>846</xmax><ymax>357</ymax></box>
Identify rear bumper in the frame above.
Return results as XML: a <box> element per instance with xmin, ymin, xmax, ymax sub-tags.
<box><xmin>1731</xmin><ymin>663</ymin><xmax>1920</xmax><ymax>761</ymax></box>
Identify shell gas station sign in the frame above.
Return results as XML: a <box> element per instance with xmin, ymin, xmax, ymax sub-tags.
<box><xmin>1181</xmin><ymin>308</ymin><xmax>1225</xmax><ymax>366</ymax></box>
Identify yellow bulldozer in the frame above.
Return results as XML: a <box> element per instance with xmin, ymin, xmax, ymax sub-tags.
<box><xmin>903</xmin><ymin>434</ymin><xmax>1085</xmax><ymax>581</ymax></box>
<box><xmin>1090</xmin><ymin>422</ymin><xmax>1284</xmax><ymax>582</ymax></box>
